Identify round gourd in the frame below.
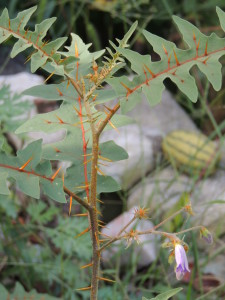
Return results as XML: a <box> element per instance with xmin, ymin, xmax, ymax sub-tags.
<box><xmin>162</xmin><ymin>130</ymin><xmax>220</xmax><ymax>175</ymax></box>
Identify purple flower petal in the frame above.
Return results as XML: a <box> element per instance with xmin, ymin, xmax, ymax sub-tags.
<box><xmin>174</xmin><ymin>244</ymin><xmax>190</xmax><ymax>280</ymax></box>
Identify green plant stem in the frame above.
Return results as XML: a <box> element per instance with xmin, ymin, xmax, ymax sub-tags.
<box><xmin>153</xmin><ymin>208</ymin><xmax>185</xmax><ymax>230</ymax></box>
<box><xmin>175</xmin><ymin>225</ymin><xmax>203</xmax><ymax>236</ymax></box>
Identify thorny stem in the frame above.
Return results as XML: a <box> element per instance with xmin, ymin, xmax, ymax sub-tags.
<box><xmin>68</xmin><ymin>75</ymin><xmax>101</xmax><ymax>300</ymax></box>
<box><xmin>67</xmin><ymin>46</ymin><xmax>126</xmax><ymax>298</ymax></box>
<box><xmin>89</xmin><ymin>133</ymin><xmax>100</xmax><ymax>299</ymax></box>
<box><xmin>96</xmin><ymin>103</ymin><xmax>120</xmax><ymax>137</ymax></box>
<box><xmin>63</xmin><ymin>186</ymin><xmax>91</xmax><ymax>211</ymax></box>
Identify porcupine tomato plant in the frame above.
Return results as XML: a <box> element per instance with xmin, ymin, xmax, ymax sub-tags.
<box><xmin>0</xmin><ymin>5</ymin><xmax>224</xmax><ymax>300</ymax></box>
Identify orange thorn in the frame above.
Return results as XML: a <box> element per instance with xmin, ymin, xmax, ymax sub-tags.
<box><xmin>143</xmin><ymin>67</ymin><xmax>149</xmax><ymax>84</ymax></box>
<box><xmin>96</xmin><ymin>198</ymin><xmax>104</xmax><ymax>204</ymax></box>
<box><xmin>120</xmin><ymin>82</ymin><xmax>132</xmax><ymax>94</ymax></box>
<box><xmin>76</xmin><ymin>184</ymin><xmax>90</xmax><ymax>189</ymax></box>
<box><xmin>144</xmin><ymin>64</ymin><xmax>155</xmax><ymax>78</ymax></box>
<box><xmin>173</xmin><ymin>49</ymin><xmax>180</xmax><ymax>66</ymax></box>
<box><xmin>56</xmin><ymin>87</ymin><xmax>63</xmax><ymax>97</ymax></box>
<box><xmin>98</xmin><ymin>162</ymin><xmax>108</xmax><ymax>167</ymax></box>
<box><xmin>168</xmin><ymin>54</ymin><xmax>172</xmax><ymax>66</ymax></box>
<box><xmin>44</xmin><ymin>119</ymin><xmax>52</xmax><ymax>124</ymax></box>
<box><xmin>162</xmin><ymin>44</ymin><xmax>168</xmax><ymax>55</ymax></box>
<box><xmin>58</xmin><ymin>57</ymin><xmax>67</xmax><ymax>64</ymax></box>
<box><xmin>95</xmin><ymin>166</ymin><xmax>106</xmax><ymax>176</ymax></box>
<box><xmin>103</xmin><ymin>105</ymin><xmax>114</xmax><ymax>113</ymax></box>
<box><xmin>19</xmin><ymin>157</ymin><xmax>33</xmax><ymax>170</ymax></box>
<box><xmin>98</xmin><ymin>277</ymin><xmax>115</xmax><ymax>283</ymax></box>
<box><xmin>196</xmin><ymin>39</ymin><xmax>200</xmax><ymax>52</ymax></box>
<box><xmin>69</xmin><ymin>196</ymin><xmax>72</xmax><ymax>216</ymax></box>
<box><xmin>44</xmin><ymin>71</ymin><xmax>56</xmax><ymax>83</ymax></box>
<box><xmin>83</xmin><ymin>158</ymin><xmax>92</xmax><ymax>165</ymax></box>
<box><xmin>204</xmin><ymin>41</ymin><xmax>208</xmax><ymax>56</ymax></box>
<box><xmin>8</xmin><ymin>19</ymin><xmax>10</xmax><ymax>29</ymax></box>
<box><xmin>72</xmin><ymin>213</ymin><xmax>88</xmax><ymax>217</ymax></box>
<box><xmin>54</xmin><ymin>147</ymin><xmax>61</xmax><ymax>153</ymax></box>
<box><xmin>55</xmin><ymin>115</ymin><xmax>65</xmax><ymax>124</ymax></box>
<box><xmin>41</xmin><ymin>40</ymin><xmax>50</xmax><ymax>48</ymax></box>
<box><xmin>91</xmin><ymin>95</ymin><xmax>97</xmax><ymax>102</ymax></box>
<box><xmin>75</xmin><ymin>227</ymin><xmax>90</xmax><ymax>238</ymax></box>
<box><xmin>99</xmin><ymin>232</ymin><xmax>111</xmax><ymax>238</ymax></box>
<box><xmin>98</xmin><ymin>155</ymin><xmax>112</xmax><ymax>162</ymax></box>
<box><xmin>82</xmin><ymin>153</ymin><xmax>93</xmax><ymax>157</ymax></box>
<box><xmin>108</xmin><ymin>120</ymin><xmax>119</xmax><ymax>133</ymax></box>
<box><xmin>98</xmin><ymin>224</ymin><xmax>106</xmax><ymax>228</ymax></box>
<box><xmin>75</xmin><ymin>42</ymin><xmax>79</xmax><ymax>58</ymax></box>
<box><xmin>95</xmin><ymin>208</ymin><xmax>103</xmax><ymax>217</ymax></box>
<box><xmin>202</xmin><ymin>56</ymin><xmax>210</xmax><ymax>64</ymax></box>
<box><xmin>24</xmin><ymin>55</ymin><xmax>32</xmax><ymax>64</ymax></box>
<box><xmin>76</xmin><ymin>286</ymin><xmax>92</xmax><ymax>291</ymax></box>
<box><xmin>98</xmin><ymin>220</ymin><xmax>106</xmax><ymax>224</ymax></box>
<box><xmin>80</xmin><ymin>262</ymin><xmax>93</xmax><ymax>269</ymax></box>
<box><xmin>67</xmin><ymin>79</ymin><xmax>70</xmax><ymax>89</ymax></box>
<box><xmin>51</xmin><ymin>166</ymin><xmax>61</xmax><ymax>181</ymax></box>
<box><xmin>73</xmin><ymin>105</ymin><xmax>83</xmax><ymax>117</ymax></box>
<box><xmin>193</xmin><ymin>32</ymin><xmax>196</xmax><ymax>42</ymax></box>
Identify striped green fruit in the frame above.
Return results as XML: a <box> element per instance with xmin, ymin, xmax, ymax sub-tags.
<box><xmin>162</xmin><ymin>130</ymin><xmax>220</xmax><ymax>175</ymax></box>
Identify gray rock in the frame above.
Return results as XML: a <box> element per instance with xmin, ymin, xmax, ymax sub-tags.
<box><xmin>101</xmin><ymin>207</ymin><xmax>158</xmax><ymax>269</ymax></box>
<box><xmin>127</xmin><ymin>90</ymin><xmax>198</xmax><ymax>135</ymax></box>
<box><xmin>128</xmin><ymin>167</ymin><xmax>225</xmax><ymax>232</ymax></box>
<box><xmin>128</xmin><ymin>166</ymin><xmax>191</xmax><ymax>211</ymax></box>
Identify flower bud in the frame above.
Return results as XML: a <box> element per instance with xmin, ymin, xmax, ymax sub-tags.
<box><xmin>200</xmin><ymin>227</ymin><xmax>213</xmax><ymax>244</ymax></box>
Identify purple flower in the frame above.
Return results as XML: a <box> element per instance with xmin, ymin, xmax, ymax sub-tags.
<box><xmin>174</xmin><ymin>244</ymin><xmax>190</xmax><ymax>280</ymax></box>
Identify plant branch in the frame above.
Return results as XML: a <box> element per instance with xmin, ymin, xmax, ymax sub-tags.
<box><xmin>175</xmin><ymin>225</ymin><xmax>203</xmax><ymax>236</ymax></box>
<box><xmin>63</xmin><ymin>186</ymin><xmax>91</xmax><ymax>211</ymax></box>
<box><xmin>96</xmin><ymin>103</ymin><xmax>120</xmax><ymax>137</ymax></box>
<box><xmin>153</xmin><ymin>208</ymin><xmax>185</xmax><ymax>230</ymax></box>
<box><xmin>99</xmin><ymin>215</ymin><xmax>137</xmax><ymax>253</ymax></box>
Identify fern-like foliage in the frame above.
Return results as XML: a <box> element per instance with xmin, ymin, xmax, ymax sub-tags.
<box><xmin>0</xmin><ymin>6</ymin><xmax>103</xmax><ymax>75</ymax></box>
<box><xmin>0</xmin><ymin>6</ymin><xmax>224</xmax><ymax>202</ymax></box>
<box><xmin>0</xmin><ymin>6</ymin><xmax>136</xmax><ymax>200</ymax></box>
<box><xmin>107</xmin><ymin>7</ymin><xmax>225</xmax><ymax>113</ymax></box>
